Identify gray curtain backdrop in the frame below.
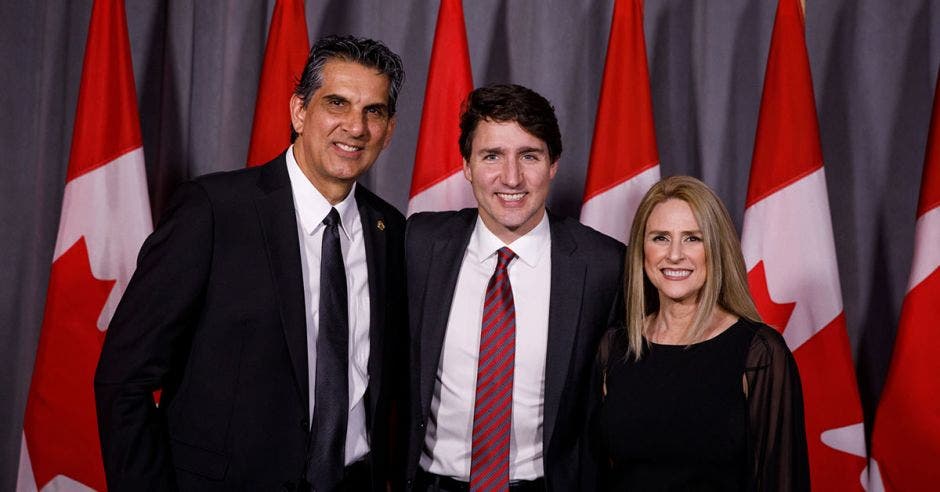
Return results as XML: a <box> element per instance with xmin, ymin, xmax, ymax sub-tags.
<box><xmin>1</xmin><ymin>0</ymin><xmax>938</xmax><ymax>487</ymax></box>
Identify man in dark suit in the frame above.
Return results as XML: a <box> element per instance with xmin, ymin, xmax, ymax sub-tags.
<box><xmin>95</xmin><ymin>35</ymin><xmax>406</xmax><ymax>491</ymax></box>
<box><xmin>405</xmin><ymin>84</ymin><xmax>625</xmax><ymax>491</ymax></box>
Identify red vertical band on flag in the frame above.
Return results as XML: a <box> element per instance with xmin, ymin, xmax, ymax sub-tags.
<box><xmin>21</xmin><ymin>1</ymin><xmax>153</xmax><ymax>490</ymax></box>
<box><xmin>871</xmin><ymin>69</ymin><xmax>940</xmax><ymax>491</ymax></box>
<box><xmin>745</xmin><ymin>0</ymin><xmax>823</xmax><ymax>208</ymax></box>
<box><xmin>917</xmin><ymin>73</ymin><xmax>940</xmax><ymax>217</ymax></box>
<box><xmin>66</xmin><ymin>0</ymin><xmax>142</xmax><ymax>181</ymax></box>
<box><xmin>583</xmin><ymin>0</ymin><xmax>659</xmax><ymax>201</ymax></box>
<box><xmin>408</xmin><ymin>0</ymin><xmax>473</xmax><ymax>198</ymax></box>
<box><xmin>743</xmin><ymin>0</ymin><xmax>866</xmax><ymax>489</ymax></box>
<box><xmin>247</xmin><ymin>0</ymin><xmax>309</xmax><ymax>167</ymax></box>
<box><xmin>24</xmin><ymin>239</ymin><xmax>112</xmax><ymax>491</ymax></box>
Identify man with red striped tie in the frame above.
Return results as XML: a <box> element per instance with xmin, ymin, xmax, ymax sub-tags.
<box><xmin>404</xmin><ymin>84</ymin><xmax>625</xmax><ymax>491</ymax></box>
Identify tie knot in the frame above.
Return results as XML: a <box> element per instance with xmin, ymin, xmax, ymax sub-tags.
<box><xmin>496</xmin><ymin>247</ymin><xmax>516</xmax><ymax>269</ymax></box>
<box><xmin>323</xmin><ymin>207</ymin><xmax>341</xmax><ymax>228</ymax></box>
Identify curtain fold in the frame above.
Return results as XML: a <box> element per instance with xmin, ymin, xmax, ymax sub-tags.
<box><xmin>1</xmin><ymin>0</ymin><xmax>937</xmax><ymax>489</ymax></box>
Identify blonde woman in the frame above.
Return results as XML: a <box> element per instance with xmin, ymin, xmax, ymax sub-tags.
<box><xmin>595</xmin><ymin>176</ymin><xmax>809</xmax><ymax>491</ymax></box>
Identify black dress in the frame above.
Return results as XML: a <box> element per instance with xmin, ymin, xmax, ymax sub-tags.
<box><xmin>595</xmin><ymin>318</ymin><xmax>810</xmax><ymax>491</ymax></box>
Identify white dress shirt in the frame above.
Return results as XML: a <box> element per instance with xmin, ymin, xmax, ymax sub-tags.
<box><xmin>421</xmin><ymin>212</ymin><xmax>552</xmax><ymax>480</ymax></box>
<box><xmin>286</xmin><ymin>146</ymin><xmax>371</xmax><ymax>465</ymax></box>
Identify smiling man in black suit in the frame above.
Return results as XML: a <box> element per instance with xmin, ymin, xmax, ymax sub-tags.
<box><xmin>95</xmin><ymin>35</ymin><xmax>406</xmax><ymax>491</ymax></box>
<box><xmin>404</xmin><ymin>84</ymin><xmax>625</xmax><ymax>492</ymax></box>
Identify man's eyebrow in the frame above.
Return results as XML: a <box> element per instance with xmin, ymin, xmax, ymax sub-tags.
<box><xmin>518</xmin><ymin>146</ymin><xmax>546</xmax><ymax>154</ymax></box>
<box><xmin>322</xmin><ymin>94</ymin><xmax>348</xmax><ymax>103</ymax></box>
<box><xmin>477</xmin><ymin>147</ymin><xmax>505</xmax><ymax>155</ymax></box>
<box><xmin>364</xmin><ymin>102</ymin><xmax>390</xmax><ymax>112</ymax></box>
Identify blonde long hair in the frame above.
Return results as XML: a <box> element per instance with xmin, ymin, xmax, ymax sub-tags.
<box><xmin>624</xmin><ymin>176</ymin><xmax>761</xmax><ymax>358</ymax></box>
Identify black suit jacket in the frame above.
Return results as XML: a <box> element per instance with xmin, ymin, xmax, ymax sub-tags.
<box><xmin>94</xmin><ymin>152</ymin><xmax>406</xmax><ymax>491</ymax></box>
<box><xmin>403</xmin><ymin>209</ymin><xmax>624</xmax><ymax>491</ymax></box>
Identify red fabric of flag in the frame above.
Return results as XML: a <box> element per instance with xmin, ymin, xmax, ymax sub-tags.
<box><xmin>741</xmin><ymin>0</ymin><xmax>867</xmax><ymax>489</ymax></box>
<box><xmin>247</xmin><ymin>0</ymin><xmax>309</xmax><ymax>167</ymax></box>
<box><xmin>18</xmin><ymin>1</ymin><xmax>153</xmax><ymax>490</ymax></box>
<box><xmin>407</xmin><ymin>0</ymin><xmax>475</xmax><ymax>215</ymax></box>
<box><xmin>580</xmin><ymin>0</ymin><xmax>660</xmax><ymax>242</ymax></box>
<box><xmin>869</xmin><ymin>68</ymin><xmax>940</xmax><ymax>492</ymax></box>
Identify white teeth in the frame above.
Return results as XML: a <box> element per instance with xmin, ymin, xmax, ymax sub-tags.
<box><xmin>497</xmin><ymin>193</ymin><xmax>525</xmax><ymax>201</ymax></box>
<box><xmin>662</xmin><ymin>269</ymin><xmax>691</xmax><ymax>279</ymax></box>
<box><xmin>336</xmin><ymin>143</ymin><xmax>362</xmax><ymax>152</ymax></box>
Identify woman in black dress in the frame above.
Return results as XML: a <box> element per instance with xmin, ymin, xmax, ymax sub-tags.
<box><xmin>595</xmin><ymin>176</ymin><xmax>810</xmax><ymax>491</ymax></box>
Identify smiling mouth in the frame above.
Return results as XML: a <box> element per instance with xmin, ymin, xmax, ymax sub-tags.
<box><xmin>661</xmin><ymin>268</ymin><xmax>692</xmax><ymax>279</ymax></box>
<box><xmin>496</xmin><ymin>192</ymin><xmax>526</xmax><ymax>202</ymax></box>
<box><xmin>335</xmin><ymin>142</ymin><xmax>363</xmax><ymax>152</ymax></box>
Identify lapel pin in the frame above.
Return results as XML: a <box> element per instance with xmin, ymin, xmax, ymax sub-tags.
<box><xmin>376</xmin><ymin>219</ymin><xmax>385</xmax><ymax>231</ymax></box>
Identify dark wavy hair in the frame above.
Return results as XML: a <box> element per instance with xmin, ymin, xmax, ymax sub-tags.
<box><xmin>291</xmin><ymin>35</ymin><xmax>405</xmax><ymax>141</ymax></box>
<box><xmin>458</xmin><ymin>84</ymin><xmax>562</xmax><ymax>162</ymax></box>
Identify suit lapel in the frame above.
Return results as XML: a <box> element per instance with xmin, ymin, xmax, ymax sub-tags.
<box><xmin>255</xmin><ymin>154</ymin><xmax>310</xmax><ymax>410</ymax></box>
<box><xmin>419</xmin><ymin>212</ymin><xmax>475</xmax><ymax>420</ymax></box>
<box><xmin>357</xmin><ymin>187</ymin><xmax>386</xmax><ymax>427</ymax></box>
<box><xmin>543</xmin><ymin>215</ymin><xmax>586</xmax><ymax>452</ymax></box>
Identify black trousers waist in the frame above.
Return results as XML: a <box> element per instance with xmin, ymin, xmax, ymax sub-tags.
<box><xmin>415</xmin><ymin>469</ymin><xmax>545</xmax><ymax>492</ymax></box>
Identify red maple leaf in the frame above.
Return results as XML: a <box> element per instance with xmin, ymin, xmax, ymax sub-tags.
<box><xmin>747</xmin><ymin>260</ymin><xmax>797</xmax><ymax>334</ymax></box>
<box><xmin>24</xmin><ymin>237</ymin><xmax>113</xmax><ymax>490</ymax></box>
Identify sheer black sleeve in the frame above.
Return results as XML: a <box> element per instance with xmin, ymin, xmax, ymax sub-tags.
<box><xmin>744</xmin><ymin>324</ymin><xmax>811</xmax><ymax>491</ymax></box>
<box><xmin>589</xmin><ymin>327</ymin><xmax>627</xmax><ymax>489</ymax></box>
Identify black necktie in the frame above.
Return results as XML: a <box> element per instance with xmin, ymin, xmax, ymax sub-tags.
<box><xmin>306</xmin><ymin>207</ymin><xmax>348</xmax><ymax>490</ymax></box>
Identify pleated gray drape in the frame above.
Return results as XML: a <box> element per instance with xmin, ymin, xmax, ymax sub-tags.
<box><xmin>1</xmin><ymin>0</ymin><xmax>938</xmax><ymax>487</ymax></box>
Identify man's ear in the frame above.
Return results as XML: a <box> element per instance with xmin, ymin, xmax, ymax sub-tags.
<box><xmin>463</xmin><ymin>159</ymin><xmax>473</xmax><ymax>182</ymax></box>
<box><xmin>289</xmin><ymin>94</ymin><xmax>306</xmax><ymax>135</ymax></box>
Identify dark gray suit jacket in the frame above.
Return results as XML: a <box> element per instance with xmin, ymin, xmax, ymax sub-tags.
<box><xmin>94</xmin><ymin>152</ymin><xmax>406</xmax><ymax>491</ymax></box>
<box><xmin>403</xmin><ymin>209</ymin><xmax>624</xmax><ymax>491</ymax></box>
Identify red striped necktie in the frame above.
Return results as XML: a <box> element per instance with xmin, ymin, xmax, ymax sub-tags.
<box><xmin>470</xmin><ymin>247</ymin><xmax>517</xmax><ymax>492</ymax></box>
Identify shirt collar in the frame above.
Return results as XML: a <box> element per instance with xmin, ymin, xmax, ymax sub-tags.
<box><xmin>470</xmin><ymin>210</ymin><xmax>550</xmax><ymax>268</ymax></box>
<box><xmin>286</xmin><ymin>145</ymin><xmax>359</xmax><ymax>239</ymax></box>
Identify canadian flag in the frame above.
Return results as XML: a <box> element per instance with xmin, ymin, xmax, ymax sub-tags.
<box><xmin>17</xmin><ymin>1</ymin><xmax>153</xmax><ymax>490</ymax></box>
<box><xmin>580</xmin><ymin>0</ymin><xmax>660</xmax><ymax>242</ymax></box>
<box><xmin>407</xmin><ymin>0</ymin><xmax>476</xmax><ymax>215</ymax></box>
<box><xmin>869</xmin><ymin>70</ymin><xmax>940</xmax><ymax>491</ymax></box>
<box><xmin>246</xmin><ymin>0</ymin><xmax>309</xmax><ymax>167</ymax></box>
<box><xmin>741</xmin><ymin>0</ymin><xmax>867</xmax><ymax>490</ymax></box>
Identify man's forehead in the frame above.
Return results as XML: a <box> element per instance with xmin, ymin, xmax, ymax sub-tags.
<box><xmin>318</xmin><ymin>59</ymin><xmax>390</xmax><ymax>101</ymax></box>
<box><xmin>473</xmin><ymin>119</ymin><xmax>547</xmax><ymax>147</ymax></box>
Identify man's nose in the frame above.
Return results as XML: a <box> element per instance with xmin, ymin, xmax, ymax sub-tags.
<box><xmin>501</xmin><ymin>158</ymin><xmax>522</xmax><ymax>186</ymax></box>
<box><xmin>342</xmin><ymin>111</ymin><xmax>368</xmax><ymax>138</ymax></box>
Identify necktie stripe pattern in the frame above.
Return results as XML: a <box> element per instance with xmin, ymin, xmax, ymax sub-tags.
<box><xmin>470</xmin><ymin>247</ymin><xmax>516</xmax><ymax>492</ymax></box>
<box><xmin>307</xmin><ymin>207</ymin><xmax>349</xmax><ymax>490</ymax></box>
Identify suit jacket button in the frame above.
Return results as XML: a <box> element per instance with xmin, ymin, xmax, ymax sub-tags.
<box><xmin>419</xmin><ymin>422</ymin><xmax>426</xmax><ymax>430</ymax></box>
<box><xmin>301</xmin><ymin>418</ymin><xmax>309</xmax><ymax>430</ymax></box>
